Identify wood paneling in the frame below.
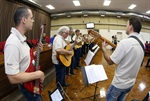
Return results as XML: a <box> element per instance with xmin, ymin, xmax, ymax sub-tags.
<box><xmin>0</xmin><ymin>0</ymin><xmax>51</xmax><ymax>42</ymax></box>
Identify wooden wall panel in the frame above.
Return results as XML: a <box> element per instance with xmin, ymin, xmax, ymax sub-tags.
<box><xmin>0</xmin><ymin>0</ymin><xmax>51</xmax><ymax>42</ymax></box>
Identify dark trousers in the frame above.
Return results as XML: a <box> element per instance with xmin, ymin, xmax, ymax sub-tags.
<box><xmin>74</xmin><ymin>48</ymin><xmax>81</xmax><ymax>67</ymax></box>
<box><xmin>54</xmin><ymin>64</ymin><xmax>66</xmax><ymax>87</ymax></box>
<box><xmin>66</xmin><ymin>56</ymin><xmax>76</xmax><ymax>74</ymax></box>
<box><xmin>18</xmin><ymin>84</ymin><xmax>42</xmax><ymax>101</ymax></box>
<box><xmin>85</xmin><ymin>43</ymin><xmax>89</xmax><ymax>53</ymax></box>
<box><xmin>89</xmin><ymin>42</ymin><xmax>94</xmax><ymax>51</ymax></box>
<box><xmin>145</xmin><ymin>58</ymin><xmax>150</xmax><ymax>67</ymax></box>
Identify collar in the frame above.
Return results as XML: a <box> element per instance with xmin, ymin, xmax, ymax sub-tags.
<box><xmin>10</xmin><ymin>27</ymin><xmax>27</xmax><ymax>42</ymax></box>
<box><xmin>128</xmin><ymin>32</ymin><xmax>139</xmax><ymax>38</ymax></box>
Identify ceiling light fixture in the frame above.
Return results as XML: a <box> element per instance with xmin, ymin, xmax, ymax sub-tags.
<box><xmin>128</xmin><ymin>4</ymin><xmax>137</xmax><ymax>9</ymax></box>
<box><xmin>73</xmin><ymin>0</ymin><xmax>81</xmax><ymax>6</ymax></box>
<box><xmin>146</xmin><ymin>10</ymin><xmax>150</xmax><ymax>14</ymax></box>
<box><xmin>28</xmin><ymin>0</ymin><xmax>42</xmax><ymax>7</ymax></box>
<box><xmin>103</xmin><ymin>0</ymin><xmax>111</xmax><ymax>6</ymax></box>
<box><xmin>46</xmin><ymin>5</ymin><xmax>55</xmax><ymax>10</ymax></box>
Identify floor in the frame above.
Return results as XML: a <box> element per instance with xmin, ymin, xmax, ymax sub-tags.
<box><xmin>42</xmin><ymin>49</ymin><xmax>150</xmax><ymax>101</ymax></box>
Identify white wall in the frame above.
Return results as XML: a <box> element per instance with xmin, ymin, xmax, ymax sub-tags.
<box><xmin>51</xmin><ymin>29</ymin><xmax>150</xmax><ymax>49</ymax></box>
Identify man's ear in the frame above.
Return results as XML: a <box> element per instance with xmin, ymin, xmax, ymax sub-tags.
<box><xmin>22</xmin><ymin>17</ymin><xmax>26</xmax><ymax>24</ymax></box>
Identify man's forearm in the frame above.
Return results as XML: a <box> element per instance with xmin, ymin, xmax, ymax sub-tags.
<box><xmin>102</xmin><ymin>48</ymin><xmax>114</xmax><ymax>65</ymax></box>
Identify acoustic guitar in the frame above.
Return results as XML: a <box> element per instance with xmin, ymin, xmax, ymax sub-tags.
<box><xmin>88</xmin><ymin>30</ymin><xmax>116</xmax><ymax>48</ymax></box>
<box><xmin>58</xmin><ymin>41</ymin><xmax>77</xmax><ymax>67</ymax></box>
<box><xmin>23</xmin><ymin>25</ymin><xmax>44</xmax><ymax>94</ymax></box>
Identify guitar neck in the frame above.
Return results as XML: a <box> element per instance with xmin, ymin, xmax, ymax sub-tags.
<box><xmin>88</xmin><ymin>30</ymin><xmax>116</xmax><ymax>48</ymax></box>
<box><xmin>100</xmin><ymin>36</ymin><xmax>116</xmax><ymax>48</ymax></box>
<box><xmin>35</xmin><ymin>25</ymin><xmax>44</xmax><ymax>70</ymax></box>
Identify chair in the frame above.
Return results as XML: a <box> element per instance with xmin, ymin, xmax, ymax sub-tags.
<box><xmin>31</xmin><ymin>39</ymin><xmax>37</xmax><ymax>46</ymax></box>
<box><xmin>45</xmin><ymin>36</ymin><xmax>50</xmax><ymax>43</ymax></box>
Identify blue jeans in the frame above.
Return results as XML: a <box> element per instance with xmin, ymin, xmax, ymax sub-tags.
<box><xmin>18</xmin><ymin>84</ymin><xmax>42</xmax><ymax>101</ymax></box>
<box><xmin>106</xmin><ymin>85</ymin><xmax>133</xmax><ymax>101</ymax></box>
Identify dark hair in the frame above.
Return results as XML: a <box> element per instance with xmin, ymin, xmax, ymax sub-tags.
<box><xmin>129</xmin><ymin>17</ymin><xmax>142</xmax><ymax>33</ymax></box>
<box><xmin>75</xmin><ymin>29</ymin><xmax>80</xmax><ymax>33</ymax></box>
<box><xmin>13</xmin><ymin>6</ymin><xmax>29</xmax><ymax>26</ymax></box>
<box><xmin>69</xmin><ymin>27</ymin><xmax>73</xmax><ymax>31</ymax></box>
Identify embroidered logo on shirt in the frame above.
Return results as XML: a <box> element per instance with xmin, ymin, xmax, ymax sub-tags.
<box><xmin>7</xmin><ymin>63</ymin><xmax>13</xmax><ymax>66</ymax></box>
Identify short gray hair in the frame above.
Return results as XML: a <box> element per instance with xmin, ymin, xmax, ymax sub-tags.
<box><xmin>57</xmin><ymin>26</ymin><xmax>70</xmax><ymax>35</ymax></box>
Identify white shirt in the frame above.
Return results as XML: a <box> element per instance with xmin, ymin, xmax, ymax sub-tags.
<box><xmin>52</xmin><ymin>34</ymin><xmax>67</xmax><ymax>64</ymax></box>
<box><xmin>110</xmin><ymin>32</ymin><xmax>145</xmax><ymax>89</ymax></box>
<box><xmin>4</xmin><ymin>27</ymin><xmax>30</xmax><ymax>75</ymax></box>
<box><xmin>65</xmin><ymin>35</ymin><xmax>72</xmax><ymax>42</ymax></box>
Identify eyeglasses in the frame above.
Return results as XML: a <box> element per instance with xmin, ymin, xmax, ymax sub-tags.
<box><xmin>63</xmin><ymin>32</ymin><xmax>69</xmax><ymax>34</ymax></box>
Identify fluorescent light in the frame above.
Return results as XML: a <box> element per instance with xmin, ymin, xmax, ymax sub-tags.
<box><xmin>128</xmin><ymin>4</ymin><xmax>136</xmax><ymax>9</ymax></box>
<box><xmin>103</xmin><ymin>0</ymin><xmax>111</xmax><ymax>6</ymax></box>
<box><xmin>73</xmin><ymin>0</ymin><xmax>81</xmax><ymax>6</ymax></box>
<box><xmin>46</xmin><ymin>5</ymin><xmax>55</xmax><ymax>10</ymax></box>
<box><xmin>146</xmin><ymin>10</ymin><xmax>150</xmax><ymax>14</ymax></box>
<box><xmin>28</xmin><ymin>0</ymin><xmax>42</xmax><ymax>7</ymax></box>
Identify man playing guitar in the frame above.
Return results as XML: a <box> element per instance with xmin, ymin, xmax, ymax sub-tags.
<box><xmin>52</xmin><ymin>26</ymin><xmax>72</xmax><ymax>89</ymax></box>
<box><xmin>4</xmin><ymin>7</ymin><xmax>45</xmax><ymax>101</ymax></box>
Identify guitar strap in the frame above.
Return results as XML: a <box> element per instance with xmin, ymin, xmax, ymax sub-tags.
<box><xmin>26</xmin><ymin>40</ymin><xmax>33</xmax><ymax>49</ymax></box>
<box><xmin>129</xmin><ymin>36</ymin><xmax>145</xmax><ymax>66</ymax></box>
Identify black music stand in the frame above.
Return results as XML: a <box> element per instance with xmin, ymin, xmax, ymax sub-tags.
<box><xmin>48</xmin><ymin>82</ymin><xmax>71</xmax><ymax>101</ymax></box>
<box><xmin>80</xmin><ymin>66</ymin><xmax>100</xmax><ymax>101</ymax></box>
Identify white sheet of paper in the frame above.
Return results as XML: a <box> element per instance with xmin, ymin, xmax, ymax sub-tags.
<box><xmin>85</xmin><ymin>64</ymin><xmax>108</xmax><ymax>84</ymax></box>
<box><xmin>84</xmin><ymin>50</ymin><xmax>95</xmax><ymax>65</ymax></box>
<box><xmin>92</xmin><ymin>44</ymin><xmax>98</xmax><ymax>50</ymax></box>
<box><xmin>94</xmin><ymin>46</ymin><xmax>100</xmax><ymax>54</ymax></box>
<box><xmin>51</xmin><ymin>89</ymin><xmax>63</xmax><ymax>101</ymax></box>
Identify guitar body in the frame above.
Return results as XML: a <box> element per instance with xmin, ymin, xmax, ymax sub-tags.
<box><xmin>59</xmin><ymin>45</ymin><xmax>74</xmax><ymax>67</ymax></box>
<box><xmin>23</xmin><ymin>48</ymin><xmax>42</xmax><ymax>94</ymax></box>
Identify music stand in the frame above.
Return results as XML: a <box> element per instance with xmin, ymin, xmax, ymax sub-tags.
<box><xmin>48</xmin><ymin>82</ymin><xmax>71</xmax><ymax>101</ymax></box>
<box><xmin>80</xmin><ymin>66</ymin><xmax>100</xmax><ymax>101</ymax></box>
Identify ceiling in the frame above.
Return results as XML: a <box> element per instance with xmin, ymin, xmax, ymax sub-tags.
<box><xmin>23</xmin><ymin>0</ymin><xmax>150</xmax><ymax>18</ymax></box>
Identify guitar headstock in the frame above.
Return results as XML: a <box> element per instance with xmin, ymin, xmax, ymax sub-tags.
<box><xmin>88</xmin><ymin>30</ymin><xmax>101</xmax><ymax>39</ymax></box>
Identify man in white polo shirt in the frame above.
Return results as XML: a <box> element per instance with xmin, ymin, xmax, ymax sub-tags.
<box><xmin>52</xmin><ymin>26</ymin><xmax>72</xmax><ymax>89</ymax></box>
<box><xmin>4</xmin><ymin>7</ymin><xmax>44</xmax><ymax>101</ymax></box>
<box><xmin>102</xmin><ymin>17</ymin><xmax>145</xmax><ymax>101</ymax></box>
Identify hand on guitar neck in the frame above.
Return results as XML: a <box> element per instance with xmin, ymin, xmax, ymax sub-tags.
<box><xmin>88</xmin><ymin>30</ymin><xmax>116</xmax><ymax>48</ymax></box>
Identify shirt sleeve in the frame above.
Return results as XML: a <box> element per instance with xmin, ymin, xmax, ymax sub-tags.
<box><xmin>54</xmin><ymin>37</ymin><xmax>64</xmax><ymax>50</ymax></box>
<box><xmin>72</xmin><ymin>35</ymin><xmax>76</xmax><ymax>41</ymax></box>
<box><xmin>110</xmin><ymin>42</ymin><xmax>127</xmax><ymax>64</ymax></box>
<box><xmin>4</xmin><ymin>44</ymin><xmax>20</xmax><ymax>75</ymax></box>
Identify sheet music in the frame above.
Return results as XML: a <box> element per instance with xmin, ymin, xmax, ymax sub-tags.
<box><xmin>84</xmin><ymin>50</ymin><xmax>95</xmax><ymax>65</ymax></box>
<box><xmin>51</xmin><ymin>89</ymin><xmax>63</xmax><ymax>101</ymax></box>
<box><xmin>92</xmin><ymin>44</ymin><xmax>98</xmax><ymax>50</ymax></box>
<box><xmin>94</xmin><ymin>46</ymin><xmax>100</xmax><ymax>54</ymax></box>
<box><xmin>85</xmin><ymin>65</ymin><xmax>108</xmax><ymax>84</ymax></box>
<box><xmin>84</xmin><ymin>46</ymin><xmax>100</xmax><ymax>65</ymax></box>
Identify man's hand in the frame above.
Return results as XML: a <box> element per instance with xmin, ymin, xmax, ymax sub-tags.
<box><xmin>36</xmin><ymin>70</ymin><xmax>45</xmax><ymax>83</ymax></box>
<box><xmin>102</xmin><ymin>41</ymin><xmax>108</xmax><ymax>52</ymax></box>
<box><xmin>38</xmin><ymin>42</ymin><xmax>43</xmax><ymax>51</ymax></box>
